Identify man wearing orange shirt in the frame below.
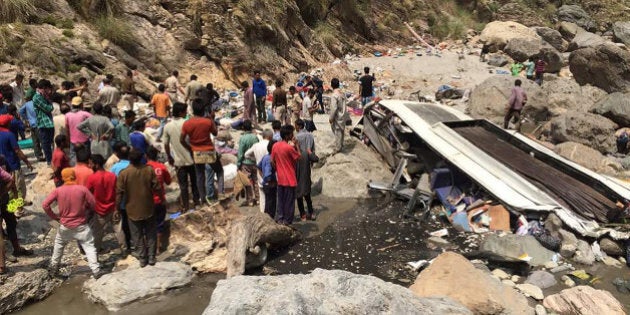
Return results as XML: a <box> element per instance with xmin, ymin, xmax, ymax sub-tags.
<box><xmin>151</xmin><ymin>84</ymin><xmax>171</xmax><ymax>141</ymax></box>
<box><xmin>73</xmin><ymin>146</ymin><xmax>93</xmax><ymax>186</ymax></box>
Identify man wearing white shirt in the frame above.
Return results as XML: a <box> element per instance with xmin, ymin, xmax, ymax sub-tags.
<box><xmin>244</xmin><ymin>129</ymin><xmax>272</xmax><ymax>212</ymax></box>
<box><xmin>9</xmin><ymin>74</ymin><xmax>25</xmax><ymax>108</ymax></box>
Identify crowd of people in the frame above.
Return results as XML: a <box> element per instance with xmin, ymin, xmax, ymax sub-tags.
<box><xmin>0</xmin><ymin>68</ymin><xmax>351</xmax><ymax>279</ymax></box>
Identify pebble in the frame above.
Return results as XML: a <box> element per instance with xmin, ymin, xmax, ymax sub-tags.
<box><xmin>516</xmin><ymin>283</ymin><xmax>544</xmax><ymax>300</ymax></box>
<box><xmin>492</xmin><ymin>269</ymin><xmax>510</xmax><ymax>280</ymax></box>
<box><xmin>620</xmin><ymin>257</ymin><xmax>627</xmax><ymax>264</ymax></box>
<box><xmin>511</xmin><ymin>275</ymin><xmax>520</xmax><ymax>283</ymax></box>
<box><xmin>544</xmin><ymin>261</ymin><xmax>558</xmax><ymax>269</ymax></box>
<box><xmin>535</xmin><ymin>304</ymin><xmax>547</xmax><ymax>315</ymax></box>
<box><xmin>564</xmin><ymin>279</ymin><xmax>575</xmax><ymax>287</ymax></box>
<box><xmin>550</xmin><ymin>264</ymin><xmax>572</xmax><ymax>273</ymax></box>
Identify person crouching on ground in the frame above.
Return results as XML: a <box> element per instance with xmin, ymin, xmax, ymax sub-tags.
<box><xmin>271</xmin><ymin>125</ymin><xmax>301</xmax><ymax>225</ymax></box>
<box><xmin>42</xmin><ymin>168</ymin><xmax>102</xmax><ymax>279</ymax></box>
<box><xmin>116</xmin><ymin>149</ymin><xmax>161</xmax><ymax>267</ymax></box>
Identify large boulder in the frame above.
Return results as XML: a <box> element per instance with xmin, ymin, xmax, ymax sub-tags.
<box><xmin>535</xmin><ymin>27</ymin><xmax>569</xmax><ymax>52</ymax></box>
<box><xmin>556</xmin><ymin>5</ymin><xmax>596</xmax><ymax>32</ymax></box>
<box><xmin>591</xmin><ymin>92</ymin><xmax>630</xmax><ymax>126</ymax></box>
<box><xmin>542</xmin><ymin>77</ymin><xmax>606</xmax><ymax>116</ymax></box>
<box><xmin>478</xmin><ymin>234</ymin><xmax>555</xmax><ymax>267</ymax></box>
<box><xmin>504</xmin><ymin>37</ymin><xmax>544</xmax><ymax>62</ymax></box>
<box><xmin>468</xmin><ymin>75</ymin><xmax>546</xmax><ymax>122</ymax></box>
<box><xmin>569</xmin><ymin>44</ymin><xmax>630</xmax><ymax>93</ymax></box>
<box><xmin>612</xmin><ymin>21</ymin><xmax>630</xmax><ymax>47</ymax></box>
<box><xmin>480</xmin><ymin>21</ymin><xmax>540</xmax><ymax>52</ymax></box>
<box><xmin>204</xmin><ymin>269</ymin><xmax>472</xmax><ymax>314</ymax></box>
<box><xmin>567</xmin><ymin>30</ymin><xmax>606</xmax><ymax>51</ymax></box>
<box><xmin>599</xmin><ymin>238</ymin><xmax>625</xmax><ymax>257</ymax></box>
<box><xmin>83</xmin><ymin>262</ymin><xmax>194</xmax><ymax>311</ymax></box>
<box><xmin>553</xmin><ymin>142</ymin><xmax>622</xmax><ymax>175</ymax></box>
<box><xmin>0</xmin><ymin>269</ymin><xmax>62</xmax><ymax>313</ymax></box>
<box><xmin>549</xmin><ymin>112</ymin><xmax>617</xmax><ymax>154</ymax></box>
<box><xmin>543</xmin><ymin>286</ymin><xmax>625</xmax><ymax>315</ymax></box>
<box><xmin>558</xmin><ymin>22</ymin><xmax>580</xmax><ymax>41</ymax></box>
<box><xmin>539</xmin><ymin>47</ymin><xmax>564</xmax><ymax>73</ymax></box>
<box><xmin>410</xmin><ymin>252</ymin><xmax>533</xmax><ymax>314</ymax></box>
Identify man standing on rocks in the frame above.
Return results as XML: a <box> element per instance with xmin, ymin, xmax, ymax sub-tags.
<box><xmin>237</xmin><ymin>120</ymin><xmax>259</xmax><ymax>206</ymax></box>
<box><xmin>110</xmin><ymin>144</ymin><xmax>132</xmax><ymax>253</ymax></box>
<box><xmin>504</xmin><ymin>79</ymin><xmax>528</xmax><ymax>132</ymax></box>
<box><xmin>272</xmin><ymin>80</ymin><xmax>289</xmax><ymax>126</ymax></box>
<box><xmin>271</xmin><ymin>125</ymin><xmax>301</xmax><ymax>225</ymax></box>
<box><xmin>121</xmin><ymin>70</ymin><xmax>137</xmax><ymax>110</ymax></box>
<box><xmin>329</xmin><ymin>78</ymin><xmax>348</xmax><ymax>154</ymax></box>
<box><xmin>358</xmin><ymin>67</ymin><xmax>375</xmax><ymax>108</ymax></box>
<box><xmin>151</xmin><ymin>84</ymin><xmax>171</xmax><ymax>141</ymax></box>
<box><xmin>78</xmin><ymin>103</ymin><xmax>114</xmax><ymax>159</ymax></box>
<box><xmin>65</xmin><ymin>96</ymin><xmax>92</xmax><ymax>164</ymax></box>
<box><xmin>9</xmin><ymin>74</ymin><xmax>24</xmax><ymax>109</ymax></box>
<box><xmin>18</xmin><ymin>97</ymin><xmax>45</xmax><ymax>161</ymax></box>
<box><xmin>73</xmin><ymin>147</ymin><xmax>93</xmax><ymax>186</ymax></box>
<box><xmin>145</xmin><ymin>146</ymin><xmax>171</xmax><ymax>252</ymax></box>
<box><xmin>241</xmin><ymin>81</ymin><xmax>257</xmax><ymax>128</ymax></box>
<box><xmin>97</xmin><ymin>78</ymin><xmax>121</xmax><ymax>112</ymax></box>
<box><xmin>245</xmin><ymin>129</ymin><xmax>273</xmax><ymax>212</ymax></box>
<box><xmin>86</xmin><ymin>154</ymin><xmax>121</xmax><ymax>253</ymax></box>
<box><xmin>165</xmin><ymin>70</ymin><xmax>185</xmax><ymax>104</ymax></box>
<box><xmin>162</xmin><ymin>102</ymin><xmax>199</xmax><ymax>212</ymax></box>
<box><xmin>288</xmin><ymin>86</ymin><xmax>302</xmax><ymax>125</ymax></box>
<box><xmin>535</xmin><ymin>56</ymin><xmax>547</xmax><ymax>86</ymax></box>
<box><xmin>114</xmin><ymin>110</ymin><xmax>136</xmax><ymax>146</ymax></box>
<box><xmin>43</xmin><ymin>168</ymin><xmax>102</xmax><ymax>279</ymax></box>
<box><xmin>184</xmin><ymin>75</ymin><xmax>204</xmax><ymax>107</ymax></box>
<box><xmin>0</xmin><ymin>114</ymin><xmax>32</xmax><ymax>201</ymax></box>
<box><xmin>181</xmin><ymin>99</ymin><xmax>219</xmax><ymax>205</ymax></box>
<box><xmin>295</xmin><ymin>119</ymin><xmax>316</xmax><ymax>221</ymax></box>
<box><xmin>252</xmin><ymin>71</ymin><xmax>267</xmax><ymax>123</ymax></box>
<box><xmin>51</xmin><ymin>135</ymin><xmax>70</xmax><ymax>187</ymax></box>
<box><xmin>116</xmin><ymin>149</ymin><xmax>160</xmax><ymax>267</ymax></box>
<box><xmin>33</xmin><ymin>79</ymin><xmax>55</xmax><ymax>164</ymax></box>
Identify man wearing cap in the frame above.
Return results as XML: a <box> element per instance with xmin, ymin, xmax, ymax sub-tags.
<box><xmin>18</xmin><ymin>96</ymin><xmax>45</xmax><ymax>161</ymax></box>
<box><xmin>65</xmin><ymin>96</ymin><xmax>92</xmax><ymax>164</ymax></box>
<box><xmin>33</xmin><ymin>79</ymin><xmax>55</xmax><ymax>164</ymax></box>
<box><xmin>43</xmin><ymin>168</ymin><xmax>102</xmax><ymax>279</ymax></box>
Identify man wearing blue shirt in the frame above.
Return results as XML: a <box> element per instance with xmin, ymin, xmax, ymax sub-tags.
<box><xmin>18</xmin><ymin>100</ymin><xmax>44</xmax><ymax>161</ymax></box>
<box><xmin>252</xmin><ymin>71</ymin><xmax>267</xmax><ymax>123</ymax></box>
<box><xmin>0</xmin><ymin>116</ymin><xmax>32</xmax><ymax>202</ymax></box>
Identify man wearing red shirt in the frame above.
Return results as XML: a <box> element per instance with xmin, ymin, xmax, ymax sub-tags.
<box><xmin>51</xmin><ymin>135</ymin><xmax>70</xmax><ymax>187</ymax></box>
<box><xmin>271</xmin><ymin>125</ymin><xmax>301</xmax><ymax>225</ymax></box>
<box><xmin>86</xmin><ymin>154</ymin><xmax>124</xmax><ymax>253</ymax></box>
<box><xmin>145</xmin><ymin>146</ymin><xmax>172</xmax><ymax>252</ymax></box>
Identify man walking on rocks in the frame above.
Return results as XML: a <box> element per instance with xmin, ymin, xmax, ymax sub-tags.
<box><xmin>43</xmin><ymin>168</ymin><xmax>102</xmax><ymax>278</ymax></box>
<box><xmin>237</xmin><ymin>120</ymin><xmax>259</xmax><ymax>206</ymax></box>
<box><xmin>162</xmin><ymin>102</ymin><xmax>199</xmax><ymax>211</ymax></box>
<box><xmin>252</xmin><ymin>71</ymin><xmax>267</xmax><ymax>123</ymax></box>
<box><xmin>165</xmin><ymin>70</ymin><xmax>185</xmax><ymax>104</ymax></box>
<box><xmin>116</xmin><ymin>150</ymin><xmax>160</xmax><ymax>267</ymax></box>
<box><xmin>295</xmin><ymin>119</ymin><xmax>316</xmax><ymax>221</ymax></box>
<box><xmin>271</xmin><ymin>125</ymin><xmax>300</xmax><ymax>225</ymax></box>
<box><xmin>504</xmin><ymin>79</ymin><xmax>527</xmax><ymax>132</ymax></box>
<box><xmin>329</xmin><ymin>78</ymin><xmax>347</xmax><ymax>154</ymax></box>
<box><xmin>86</xmin><ymin>154</ymin><xmax>121</xmax><ymax>253</ymax></box>
<box><xmin>272</xmin><ymin>80</ymin><xmax>289</xmax><ymax>125</ymax></box>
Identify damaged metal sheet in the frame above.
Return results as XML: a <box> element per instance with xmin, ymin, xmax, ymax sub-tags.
<box><xmin>360</xmin><ymin>100</ymin><xmax>630</xmax><ymax>240</ymax></box>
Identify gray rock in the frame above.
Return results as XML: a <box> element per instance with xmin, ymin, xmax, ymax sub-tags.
<box><xmin>613</xmin><ymin>22</ymin><xmax>630</xmax><ymax>47</ymax></box>
<box><xmin>549</xmin><ymin>112</ymin><xmax>617</xmax><ymax>154</ymax></box>
<box><xmin>543</xmin><ymin>286</ymin><xmax>625</xmax><ymax>314</ymax></box>
<box><xmin>569</xmin><ymin>44</ymin><xmax>630</xmax><ymax>93</ymax></box>
<box><xmin>559</xmin><ymin>22</ymin><xmax>580</xmax><ymax>41</ymax></box>
<box><xmin>535</xmin><ymin>27</ymin><xmax>568</xmax><ymax>52</ymax></box>
<box><xmin>544</xmin><ymin>213</ymin><xmax>563</xmax><ymax>238</ymax></box>
<box><xmin>536</xmin><ymin>304</ymin><xmax>547</xmax><ymax>315</ymax></box>
<box><xmin>553</xmin><ymin>142</ymin><xmax>622</xmax><ymax>175</ymax></box>
<box><xmin>204</xmin><ymin>268</ymin><xmax>472</xmax><ymax>315</ymax></box>
<box><xmin>560</xmin><ymin>244</ymin><xmax>577</xmax><ymax>258</ymax></box>
<box><xmin>526</xmin><ymin>271</ymin><xmax>558</xmax><ymax>289</ymax></box>
<box><xmin>558</xmin><ymin>229</ymin><xmax>578</xmax><ymax>246</ymax></box>
<box><xmin>538</xmin><ymin>47</ymin><xmax>564</xmax><ymax>73</ymax></box>
<box><xmin>573</xmin><ymin>240</ymin><xmax>595</xmax><ymax>265</ymax></box>
<box><xmin>479</xmin><ymin>234</ymin><xmax>555</xmax><ymax>266</ymax></box>
<box><xmin>0</xmin><ymin>269</ymin><xmax>62</xmax><ymax>314</ymax></box>
<box><xmin>568</xmin><ymin>30</ymin><xmax>606</xmax><ymax>51</ymax></box>
<box><xmin>591</xmin><ymin>92</ymin><xmax>630</xmax><ymax>126</ymax></box>
<box><xmin>599</xmin><ymin>238</ymin><xmax>625</xmax><ymax>257</ymax></box>
<box><xmin>556</xmin><ymin>5</ymin><xmax>596</xmax><ymax>32</ymax></box>
<box><xmin>83</xmin><ymin>262</ymin><xmax>194</xmax><ymax>311</ymax></box>
<box><xmin>488</xmin><ymin>55</ymin><xmax>509</xmax><ymax>67</ymax></box>
<box><xmin>504</xmin><ymin>37</ymin><xmax>543</xmax><ymax>62</ymax></box>
<box><xmin>516</xmin><ymin>283</ymin><xmax>544</xmax><ymax>300</ymax></box>
<box><xmin>540</xmin><ymin>77</ymin><xmax>606</xmax><ymax>116</ymax></box>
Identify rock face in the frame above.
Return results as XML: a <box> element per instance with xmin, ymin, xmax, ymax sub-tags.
<box><xmin>469</xmin><ymin>75</ymin><xmax>546</xmax><ymax>122</ymax></box>
<box><xmin>549</xmin><ymin>112</ymin><xmax>617</xmax><ymax>154</ymax></box>
<box><xmin>480</xmin><ymin>21</ymin><xmax>540</xmax><ymax>52</ymax></box>
<box><xmin>568</xmin><ymin>30</ymin><xmax>606</xmax><ymax>51</ymax></box>
<box><xmin>553</xmin><ymin>142</ymin><xmax>622</xmax><ymax>175</ymax></box>
<box><xmin>543</xmin><ymin>286</ymin><xmax>625</xmax><ymax>315</ymax></box>
<box><xmin>556</xmin><ymin>5</ymin><xmax>596</xmax><ymax>32</ymax></box>
<box><xmin>479</xmin><ymin>234</ymin><xmax>555</xmax><ymax>267</ymax></box>
<box><xmin>204</xmin><ymin>268</ymin><xmax>472</xmax><ymax>315</ymax></box>
<box><xmin>504</xmin><ymin>37</ymin><xmax>543</xmax><ymax>62</ymax></box>
<box><xmin>535</xmin><ymin>27</ymin><xmax>568</xmax><ymax>52</ymax></box>
<box><xmin>83</xmin><ymin>262</ymin><xmax>194</xmax><ymax>311</ymax></box>
<box><xmin>410</xmin><ymin>252</ymin><xmax>533</xmax><ymax>314</ymax></box>
<box><xmin>613</xmin><ymin>21</ymin><xmax>630</xmax><ymax>47</ymax></box>
<box><xmin>0</xmin><ymin>269</ymin><xmax>62</xmax><ymax>314</ymax></box>
<box><xmin>559</xmin><ymin>22</ymin><xmax>580</xmax><ymax>41</ymax></box>
<box><xmin>592</xmin><ymin>92</ymin><xmax>630</xmax><ymax>126</ymax></box>
<box><xmin>526</xmin><ymin>271</ymin><xmax>558</xmax><ymax>289</ymax></box>
<box><xmin>569</xmin><ymin>44</ymin><xmax>630</xmax><ymax>93</ymax></box>
<box><xmin>599</xmin><ymin>238</ymin><xmax>625</xmax><ymax>257</ymax></box>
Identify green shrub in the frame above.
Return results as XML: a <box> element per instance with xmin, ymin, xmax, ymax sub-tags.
<box><xmin>315</xmin><ymin>23</ymin><xmax>337</xmax><ymax>48</ymax></box>
<box><xmin>67</xmin><ymin>0</ymin><xmax>121</xmax><ymax>18</ymax></box>
<box><xmin>0</xmin><ymin>0</ymin><xmax>36</xmax><ymax>23</ymax></box>
<box><xmin>62</xmin><ymin>29</ymin><xmax>74</xmax><ymax>37</ymax></box>
<box><xmin>94</xmin><ymin>16</ymin><xmax>135</xmax><ymax>49</ymax></box>
<box><xmin>67</xmin><ymin>63</ymin><xmax>82</xmax><ymax>73</ymax></box>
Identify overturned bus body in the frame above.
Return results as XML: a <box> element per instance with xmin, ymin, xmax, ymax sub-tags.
<box><xmin>357</xmin><ymin>100</ymin><xmax>630</xmax><ymax>239</ymax></box>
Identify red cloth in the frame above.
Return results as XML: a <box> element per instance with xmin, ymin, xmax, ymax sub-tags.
<box><xmin>181</xmin><ymin>117</ymin><xmax>217</xmax><ymax>152</ymax></box>
<box><xmin>85</xmin><ymin>170</ymin><xmax>117</xmax><ymax>216</ymax></box>
<box><xmin>271</xmin><ymin>141</ymin><xmax>300</xmax><ymax>187</ymax></box>
<box><xmin>146</xmin><ymin>160</ymin><xmax>172</xmax><ymax>204</ymax></box>
<box><xmin>73</xmin><ymin>163</ymin><xmax>93</xmax><ymax>186</ymax></box>
<box><xmin>51</xmin><ymin>148</ymin><xmax>70</xmax><ymax>184</ymax></box>
<box><xmin>42</xmin><ymin>184</ymin><xmax>96</xmax><ymax>228</ymax></box>
<box><xmin>0</xmin><ymin>114</ymin><xmax>13</xmax><ymax>131</ymax></box>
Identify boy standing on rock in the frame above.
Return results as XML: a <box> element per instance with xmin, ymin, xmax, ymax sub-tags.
<box><xmin>43</xmin><ymin>168</ymin><xmax>102</xmax><ymax>279</ymax></box>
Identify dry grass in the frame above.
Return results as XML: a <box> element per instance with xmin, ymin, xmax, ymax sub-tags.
<box><xmin>67</xmin><ymin>0</ymin><xmax>121</xmax><ymax>18</ymax></box>
<box><xmin>0</xmin><ymin>0</ymin><xmax>36</xmax><ymax>23</ymax></box>
<box><xmin>94</xmin><ymin>16</ymin><xmax>135</xmax><ymax>48</ymax></box>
